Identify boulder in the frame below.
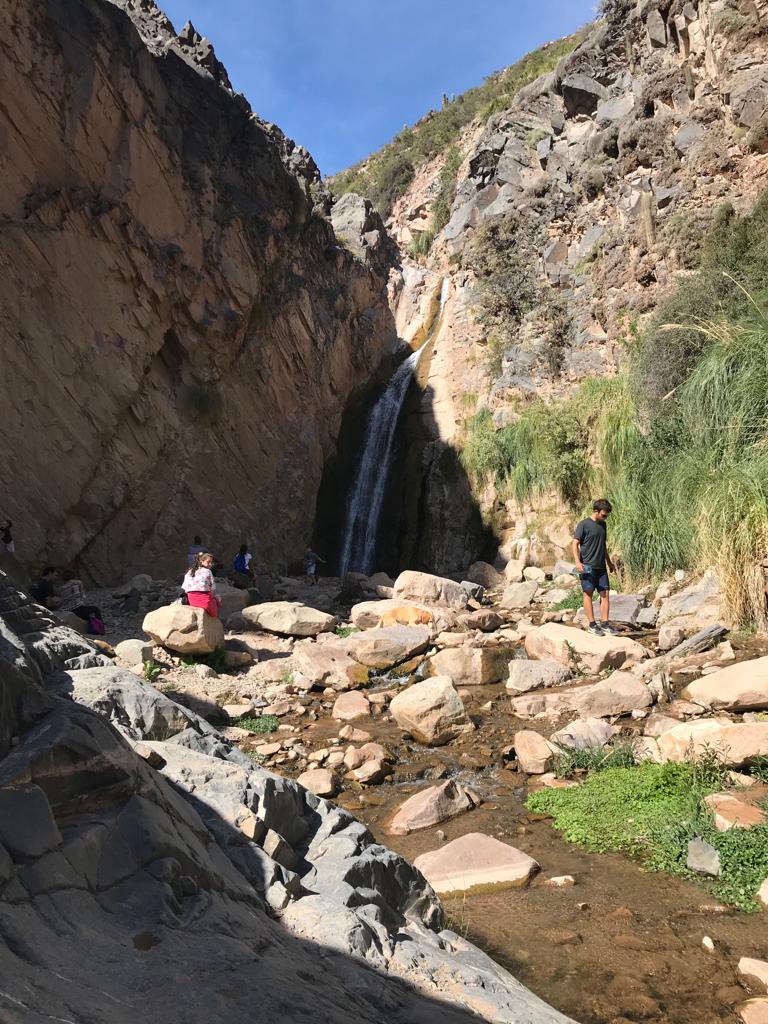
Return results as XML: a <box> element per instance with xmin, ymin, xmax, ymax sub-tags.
<box><xmin>514</xmin><ymin>730</ymin><xmax>557</xmax><ymax>773</ymax></box>
<box><xmin>523</xmin><ymin>566</ymin><xmax>546</xmax><ymax>583</ymax></box>
<box><xmin>524</xmin><ymin>623</ymin><xmax>648</xmax><ymax>674</ymax></box>
<box><xmin>332</xmin><ymin>691</ymin><xmax>370</xmax><ymax>722</ymax></box>
<box><xmin>738</xmin><ymin>959</ymin><xmax>768</xmax><ymax>993</ymax></box>
<box><xmin>465</xmin><ymin>561</ymin><xmax>505</xmax><ymax>589</ymax></box>
<box><xmin>241</xmin><ymin>601</ymin><xmax>336</xmax><ymax>637</ymax></box>
<box><xmin>345</xmin><ymin>625</ymin><xmax>431</xmax><ymax>669</ymax></box>
<box><xmin>596</xmin><ymin>92</ymin><xmax>635</xmax><ymax>126</ymax></box>
<box><xmin>658</xmin><ymin>624</ymin><xmax>685</xmax><ymax>651</ymax></box>
<box><xmin>460</xmin><ymin>580</ymin><xmax>484</xmax><ymax>601</ymax></box>
<box><xmin>550</xmin><ymin>717</ymin><xmax>618</xmax><ymax>749</ymax></box>
<box><xmin>504</xmin><ymin>558</ymin><xmax>526</xmax><ymax>583</ymax></box>
<box><xmin>413</xmin><ymin>833</ymin><xmax>539</xmax><ymax>894</ymax></box>
<box><xmin>367</xmin><ymin>571</ymin><xmax>395</xmax><ymax>589</ymax></box>
<box><xmin>296</xmin><ymin>768</ymin><xmax>338</xmax><ymax>798</ymax></box>
<box><xmin>389</xmin><ymin>676</ymin><xmax>471</xmax><ymax>746</ymax></box>
<box><xmin>115</xmin><ymin>638</ymin><xmax>153</xmax><ymax>664</ymax></box>
<box><xmin>388</xmin><ymin>780</ymin><xmax>480</xmax><ymax>836</ymax></box>
<box><xmin>657</xmin><ymin>569</ymin><xmax>721</xmax><ymax>627</ymax></box>
<box><xmin>511</xmin><ymin>672</ymin><xmax>652</xmax><ymax>720</ymax></box>
<box><xmin>703</xmin><ymin>790</ymin><xmax>768</xmax><ymax>831</ymax></box>
<box><xmin>506</xmin><ymin>659</ymin><xmax>572</xmax><ymax>694</ymax></box>
<box><xmin>459</xmin><ymin>609</ymin><xmax>504</xmax><ymax>632</ymax></box>
<box><xmin>687</xmin><ymin>837</ymin><xmax>721</xmax><ymax>876</ymax></box>
<box><xmin>681</xmin><ymin>656</ymin><xmax>768</xmax><ymax>711</ymax></box>
<box><xmin>292</xmin><ymin>640</ymin><xmax>369</xmax><ymax>691</ymax></box>
<box><xmin>143</xmin><ymin>605</ymin><xmax>224</xmax><ymax>655</ymax></box>
<box><xmin>646</xmin><ymin>7</ymin><xmax>667</xmax><ymax>47</ymax></box>
<box><xmin>426</xmin><ymin>645</ymin><xmax>512</xmax><ymax>686</ymax></box>
<box><xmin>674</xmin><ymin>120</ymin><xmax>706</xmax><ymax>156</ymax></box>
<box><xmin>500</xmin><ymin>582</ymin><xmax>539</xmax><ymax>609</ymax></box>
<box><xmin>656</xmin><ymin>718</ymin><xmax>768</xmax><ymax>767</ymax></box>
<box><xmin>561</xmin><ymin>73</ymin><xmax>608</xmax><ymax>117</ymax></box>
<box><xmin>393</xmin><ymin>570</ymin><xmax>468</xmax><ymax>610</ymax></box>
<box><xmin>737</xmin><ymin>998</ymin><xmax>768</xmax><ymax>1024</ymax></box>
<box><xmin>216</xmin><ymin>583</ymin><xmax>250</xmax><ymax>621</ymax></box>
<box><xmin>575</xmin><ymin>594</ymin><xmax>643</xmax><ymax>625</ymax></box>
<box><xmin>347</xmin><ymin>758</ymin><xmax>389</xmax><ymax>785</ymax></box>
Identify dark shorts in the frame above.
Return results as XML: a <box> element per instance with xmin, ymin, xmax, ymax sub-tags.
<box><xmin>580</xmin><ymin>566</ymin><xmax>609</xmax><ymax>594</ymax></box>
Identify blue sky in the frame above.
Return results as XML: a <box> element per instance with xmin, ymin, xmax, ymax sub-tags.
<box><xmin>159</xmin><ymin>0</ymin><xmax>597</xmax><ymax>176</ymax></box>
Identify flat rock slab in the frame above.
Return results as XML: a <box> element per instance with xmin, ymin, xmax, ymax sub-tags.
<box><xmin>242</xmin><ymin>601</ymin><xmax>336</xmax><ymax>637</ymax></box>
<box><xmin>511</xmin><ymin>671</ymin><xmax>652</xmax><ymax>720</ymax></box>
<box><xmin>414</xmin><ymin>833</ymin><xmax>539</xmax><ymax>895</ymax></box>
<box><xmin>681</xmin><ymin>655</ymin><xmax>768</xmax><ymax>711</ymax></box>
<box><xmin>507</xmin><ymin>658</ymin><xmax>572</xmax><ymax>694</ymax></box>
<box><xmin>704</xmin><ymin>789</ymin><xmax>768</xmax><ymax>831</ymax></box>
<box><xmin>388</xmin><ymin>780</ymin><xmax>480</xmax><ymax>835</ymax></box>
<box><xmin>524</xmin><ymin>623</ymin><xmax>648</xmax><ymax>674</ymax></box>
<box><xmin>345</xmin><ymin>625</ymin><xmax>431</xmax><ymax>669</ymax></box>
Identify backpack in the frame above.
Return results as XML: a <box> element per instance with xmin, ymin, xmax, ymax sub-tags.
<box><xmin>87</xmin><ymin>614</ymin><xmax>105</xmax><ymax>636</ymax></box>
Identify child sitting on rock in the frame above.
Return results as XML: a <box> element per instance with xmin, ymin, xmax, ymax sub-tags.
<box><xmin>182</xmin><ymin>551</ymin><xmax>221</xmax><ymax>618</ymax></box>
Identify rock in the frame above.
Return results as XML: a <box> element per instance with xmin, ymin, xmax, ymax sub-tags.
<box><xmin>194</xmin><ymin>663</ymin><xmax>218</xmax><ymax>679</ymax></box>
<box><xmin>338</xmin><ymin>725</ymin><xmax>372</xmax><ymax>742</ymax></box>
<box><xmin>545</xmin><ymin>875</ymin><xmax>576</xmax><ymax>888</ymax></box>
<box><xmin>506</xmin><ymin>658</ymin><xmax>572</xmax><ymax>693</ymax></box>
<box><xmin>687</xmin><ymin>837</ymin><xmax>721</xmax><ymax>877</ymax></box>
<box><xmin>636</xmin><ymin>606</ymin><xmax>659</xmax><ymax>627</ymax></box>
<box><xmin>389</xmin><ymin>677</ymin><xmax>471</xmax><ymax>745</ymax></box>
<box><xmin>657</xmin><ymin>719</ymin><xmax>768</xmax><ymax>767</ymax></box>
<box><xmin>348</xmin><ymin>758</ymin><xmax>389</xmax><ymax>785</ymax></box>
<box><xmin>703</xmin><ymin>790</ymin><xmax>768</xmax><ymax>831</ymax></box>
<box><xmin>413</xmin><ymin>833</ymin><xmax>539</xmax><ymax>894</ymax></box>
<box><xmin>759</xmin><ymin>878</ymin><xmax>768</xmax><ymax>907</ymax></box>
<box><xmin>367</xmin><ymin>571</ymin><xmax>394</xmax><ymax>589</ymax></box>
<box><xmin>524</xmin><ymin>623</ymin><xmax>648</xmax><ymax>674</ymax></box>
<box><xmin>296</xmin><ymin>768</ymin><xmax>338</xmax><ymax>797</ymax></box>
<box><xmin>561</xmin><ymin>73</ymin><xmax>608</xmax><ymax>117</ymax></box>
<box><xmin>345</xmin><ymin>625</ymin><xmax>431</xmax><ymax>669</ymax></box>
<box><xmin>465</xmin><ymin>561</ymin><xmax>505</xmax><ymax>589</ymax></box>
<box><xmin>738</xmin><ymin>1000</ymin><xmax>768</xmax><ymax>1024</ymax></box>
<box><xmin>115</xmin><ymin>638</ymin><xmax>153</xmax><ymax>664</ymax></box>
<box><xmin>349</xmin><ymin>598</ymin><xmax>437</xmax><ymax>631</ymax></box>
<box><xmin>460</xmin><ymin>580</ymin><xmax>485</xmax><ymax>601</ymax></box>
<box><xmin>504</xmin><ymin>558</ymin><xmax>526</xmax><ymax>583</ymax></box>
<box><xmin>646</xmin><ymin>7</ymin><xmax>667</xmax><ymax>46</ymax></box>
<box><xmin>387</xmin><ymin>780</ymin><xmax>480</xmax><ymax>836</ymax></box>
<box><xmin>427</xmin><ymin>645</ymin><xmax>512</xmax><ymax>686</ymax></box>
<box><xmin>511</xmin><ymin>672</ymin><xmax>652</xmax><ymax>720</ymax></box>
<box><xmin>292</xmin><ymin>640</ymin><xmax>369</xmax><ymax>691</ymax></box>
<box><xmin>514</xmin><ymin>730</ymin><xmax>557</xmax><ymax>774</ymax></box>
<box><xmin>674</xmin><ymin>120</ymin><xmax>706</xmax><ymax>156</ymax></box>
<box><xmin>143</xmin><ymin>605</ymin><xmax>225</xmax><ymax>655</ymax></box>
<box><xmin>681</xmin><ymin>657</ymin><xmax>768</xmax><ymax>711</ymax></box>
<box><xmin>596</xmin><ymin>93</ymin><xmax>635</xmax><ymax>126</ymax></box>
<box><xmin>500</xmin><ymin>582</ymin><xmax>539</xmax><ymax>609</ymax></box>
<box><xmin>575</xmin><ymin>594</ymin><xmax>643</xmax><ymax>626</ymax></box>
<box><xmin>332</xmin><ymin>691</ymin><xmax>370</xmax><ymax>722</ymax></box>
<box><xmin>550</xmin><ymin>717</ymin><xmax>618</xmax><ymax>749</ymax></box>
<box><xmin>241</xmin><ymin>601</ymin><xmax>336</xmax><ymax>637</ymax></box>
<box><xmin>459</xmin><ymin>609</ymin><xmax>504</xmax><ymax>632</ymax></box>
<box><xmin>657</xmin><ymin>569</ymin><xmax>721</xmax><ymax>627</ymax></box>
<box><xmin>222</xmin><ymin>649</ymin><xmax>252</xmax><ymax>669</ymax></box>
<box><xmin>393</xmin><ymin>570</ymin><xmax>468</xmax><ymax>610</ymax></box>
<box><xmin>523</xmin><ymin>566</ymin><xmax>546</xmax><ymax>583</ymax></box>
<box><xmin>658</xmin><ymin>624</ymin><xmax>686</xmax><ymax>651</ymax></box>
<box><xmin>216</xmin><ymin>583</ymin><xmax>250</xmax><ymax>621</ymax></box>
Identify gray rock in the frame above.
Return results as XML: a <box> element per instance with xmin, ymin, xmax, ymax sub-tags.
<box><xmin>330</xmin><ymin>192</ymin><xmax>397</xmax><ymax>273</ymax></box>
<box><xmin>646</xmin><ymin>8</ymin><xmax>667</xmax><ymax>47</ymax></box>
<box><xmin>460</xmin><ymin>580</ymin><xmax>485</xmax><ymax>601</ymax></box>
<box><xmin>506</xmin><ymin>659</ymin><xmax>572</xmax><ymax>694</ymax></box>
<box><xmin>674</xmin><ymin>121</ymin><xmax>705</xmax><ymax>155</ymax></box>
<box><xmin>687</xmin><ymin>837</ymin><xmax>722</xmax><ymax>877</ymax></box>
<box><xmin>115</xmin><ymin>638</ymin><xmax>153</xmax><ymax>664</ymax></box>
<box><xmin>636</xmin><ymin>606</ymin><xmax>659</xmax><ymax>627</ymax></box>
<box><xmin>500</xmin><ymin>581</ymin><xmax>539</xmax><ymax>609</ymax></box>
<box><xmin>561</xmin><ymin>74</ymin><xmax>609</xmax><ymax>117</ymax></box>
<box><xmin>596</xmin><ymin>93</ymin><xmax>635</xmax><ymax>126</ymax></box>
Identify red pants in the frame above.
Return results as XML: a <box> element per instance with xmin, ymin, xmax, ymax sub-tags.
<box><xmin>187</xmin><ymin>591</ymin><xmax>220</xmax><ymax>618</ymax></box>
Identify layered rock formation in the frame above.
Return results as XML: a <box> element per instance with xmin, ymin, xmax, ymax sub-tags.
<box><xmin>0</xmin><ymin>0</ymin><xmax>397</xmax><ymax>583</ymax></box>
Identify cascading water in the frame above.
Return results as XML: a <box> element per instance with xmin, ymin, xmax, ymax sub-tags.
<box><xmin>338</xmin><ymin>279</ymin><xmax>448</xmax><ymax>576</ymax></box>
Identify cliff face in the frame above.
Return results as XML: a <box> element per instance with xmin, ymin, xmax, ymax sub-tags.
<box><xmin>0</xmin><ymin>0</ymin><xmax>396</xmax><ymax>583</ymax></box>
<box><xmin>377</xmin><ymin>0</ymin><xmax>768</xmax><ymax>564</ymax></box>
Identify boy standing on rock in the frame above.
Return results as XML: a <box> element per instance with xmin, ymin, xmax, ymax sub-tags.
<box><xmin>572</xmin><ymin>498</ymin><xmax>618</xmax><ymax>637</ymax></box>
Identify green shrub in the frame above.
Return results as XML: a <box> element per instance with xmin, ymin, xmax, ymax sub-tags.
<box><xmin>236</xmin><ymin>714</ymin><xmax>280</xmax><ymax>734</ymax></box>
<box><xmin>551</xmin><ymin>740</ymin><xmax>637</xmax><ymax>779</ymax></box>
<box><xmin>553</xmin><ymin>589</ymin><xmax>583</xmax><ymax>611</ymax></box>
<box><xmin>143</xmin><ymin>659</ymin><xmax>163</xmax><ymax>682</ymax></box>
<box><xmin>335</xmin><ymin>625</ymin><xmax>360</xmax><ymax>638</ymax></box>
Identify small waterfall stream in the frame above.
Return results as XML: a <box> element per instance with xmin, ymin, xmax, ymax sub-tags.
<box><xmin>338</xmin><ymin>279</ymin><xmax>448</xmax><ymax>576</ymax></box>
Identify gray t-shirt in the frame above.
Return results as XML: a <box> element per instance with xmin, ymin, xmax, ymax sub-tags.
<box><xmin>574</xmin><ymin>517</ymin><xmax>607</xmax><ymax>571</ymax></box>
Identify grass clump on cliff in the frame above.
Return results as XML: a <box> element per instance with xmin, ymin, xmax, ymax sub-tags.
<box><xmin>328</xmin><ymin>32</ymin><xmax>587</xmax><ymax>217</ymax></box>
<box><xmin>527</xmin><ymin>758</ymin><xmax>768</xmax><ymax>911</ymax></box>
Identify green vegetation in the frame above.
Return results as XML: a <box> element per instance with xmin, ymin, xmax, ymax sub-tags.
<box><xmin>181</xmin><ymin>648</ymin><xmax>229</xmax><ymax>673</ymax></box>
<box><xmin>528</xmin><ymin>758</ymin><xmax>768</xmax><ymax>911</ymax></box>
<box><xmin>236</xmin><ymin>714</ymin><xmax>279</xmax><ymax>734</ymax></box>
<box><xmin>329</xmin><ymin>32</ymin><xmax>587</xmax><ymax>216</ymax></box>
<box><xmin>459</xmin><ymin>194</ymin><xmax>768</xmax><ymax>628</ymax></box>
<box><xmin>279</xmin><ymin>668</ymin><xmax>295</xmax><ymax>685</ymax></box>
<box><xmin>335</xmin><ymin>625</ymin><xmax>360</xmax><ymax>639</ymax></box>
<box><xmin>143</xmin><ymin>659</ymin><xmax>163</xmax><ymax>682</ymax></box>
<box><xmin>553</xmin><ymin>589</ymin><xmax>583</xmax><ymax>611</ymax></box>
<box><xmin>551</xmin><ymin>740</ymin><xmax>636</xmax><ymax>779</ymax></box>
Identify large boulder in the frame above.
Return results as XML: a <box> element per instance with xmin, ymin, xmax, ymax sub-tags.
<box><xmin>387</xmin><ymin>780</ymin><xmax>480</xmax><ymax>836</ymax></box>
<box><xmin>506</xmin><ymin>659</ymin><xmax>572</xmax><ymax>694</ymax></box>
<box><xmin>655</xmin><ymin>718</ymin><xmax>768</xmax><ymax>768</ymax></box>
<box><xmin>389</xmin><ymin>676</ymin><xmax>471</xmax><ymax>745</ymax></box>
<box><xmin>465</xmin><ymin>561</ymin><xmax>505</xmax><ymax>589</ymax></box>
<box><xmin>524</xmin><ymin>623</ymin><xmax>648</xmax><ymax>674</ymax></box>
<box><xmin>393</xmin><ymin>570</ymin><xmax>468</xmax><ymax>610</ymax></box>
<box><xmin>413</xmin><ymin>833</ymin><xmax>539</xmax><ymax>894</ymax></box>
<box><xmin>216</xmin><ymin>583</ymin><xmax>251</xmax><ymax>621</ymax></box>
<box><xmin>561</xmin><ymin>73</ymin><xmax>608</xmax><ymax>117</ymax></box>
<box><xmin>241</xmin><ymin>601</ymin><xmax>336</xmax><ymax>637</ymax></box>
<box><xmin>143</xmin><ymin>605</ymin><xmax>224</xmax><ymax>654</ymax></box>
<box><xmin>500</xmin><ymin>581</ymin><xmax>539</xmax><ymax>609</ymax></box>
<box><xmin>426</xmin><ymin>646</ymin><xmax>513</xmax><ymax>686</ymax></box>
<box><xmin>345</xmin><ymin>625</ymin><xmax>431</xmax><ymax>669</ymax></box>
<box><xmin>292</xmin><ymin>640</ymin><xmax>369</xmax><ymax>691</ymax></box>
<box><xmin>680</xmin><ymin>656</ymin><xmax>768</xmax><ymax>711</ymax></box>
<box><xmin>511</xmin><ymin>672</ymin><xmax>652</xmax><ymax>720</ymax></box>
<box><xmin>656</xmin><ymin>569</ymin><xmax>722</xmax><ymax>627</ymax></box>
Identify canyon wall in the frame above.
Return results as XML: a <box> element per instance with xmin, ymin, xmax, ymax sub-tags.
<box><xmin>0</xmin><ymin>0</ymin><xmax>397</xmax><ymax>584</ymax></box>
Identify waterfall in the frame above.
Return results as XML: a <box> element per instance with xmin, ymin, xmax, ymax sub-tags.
<box><xmin>338</xmin><ymin>279</ymin><xmax>448</xmax><ymax>576</ymax></box>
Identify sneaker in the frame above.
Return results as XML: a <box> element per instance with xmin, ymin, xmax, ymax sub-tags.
<box><xmin>587</xmin><ymin>622</ymin><xmax>605</xmax><ymax>636</ymax></box>
<box><xmin>600</xmin><ymin>621</ymin><xmax>619</xmax><ymax>635</ymax></box>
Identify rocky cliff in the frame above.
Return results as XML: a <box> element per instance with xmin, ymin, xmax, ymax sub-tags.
<box><xmin>341</xmin><ymin>0</ymin><xmax>768</xmax><ymax>569</ymax></box>
<box><xmin>0</xmin><ymin>0</ymin><xmax>397</xmax><ymax>583</ymax></box>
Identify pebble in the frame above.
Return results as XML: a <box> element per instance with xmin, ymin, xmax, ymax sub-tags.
<box><xmin>702</xmin><ymin>936</ymin><xmax>715</xmax><ymax>953</ymax></box>
<box><xmin>544</xmin><ymin>875</ymin><xmax>576</xmax><ymax>888</ymax></box>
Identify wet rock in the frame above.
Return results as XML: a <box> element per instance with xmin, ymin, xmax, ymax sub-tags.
<box><xmin>500</xmin><ymin>582</ymin><xmax>539</xmax><ymax>609</ymax></box>
<box><xmin>506</xmin><ymin>659</ymin><xmax>572</xmax><ymax>694</ymax></box>
<box><xmin>550</xmin><ymin>717</ymin><xmax>618</xmax><ymax>749</ymax></box>
<box><xmin>703</xmin><ymin>790</ymin><xmax>768</xmax><ymax>831</ymax></box>
<box><xmin>514</xmin><ymin>730</ymin><xmax>557</xmax><ymax>774</ymax></box>
<box><xmin>524</xmin><ymin>623</ymin><xmax>648</xmax><ymax>674</ymax></box>
<box><xmin>115</xmin><ymin>638</ymin><xmax>153</xmax><ymax>664</ymax></box>
<box><xmin>687</xmin><ymin>837</ymin><xmax>721</xmax><ymax>877</ymax></box>
<box><xmin>143</xmin><ymin>605</ymin><xmax>225</xmax><ymax>655</ymax></box>
<box><xmin>393</xmin><ymin>570</ymin><xmax>468</xmax><ymax>610</ymax></box>
<box><xmin>241</xmin><ymin>601</ymin><xmax>336</xmax><ymax>637</ymax></box>
<box><xmin>332</xmin><ymin>691</ymin><xmax>370</xmax><ymax>722</ymax></box>
<box><xmin>387</xmin><ymin>780</ymin><xmax>480</xmax><ymax>835</ymax></box>
<box><xmin>414</xmin><ymin>833</ymin><xmax>539</xmax><ymax>894</ymax></box>
<box><xmin>389</xmin><ymin>676</ymin><xmax>471</xmax><ymax>746</ymax></box>
<box><xmin>427</xmin><ymin>645</ymin><xmax>511</xmax><ymax>686</ymax></box>
<box><xmin>681</xmin><ymin>656</ymin><xmax>768</xmax><ymax>711</ymax></box>
<box><xmin>345</xmin><ymin>625</ymin><xmax>431</xmax><ymax>669</ymax></box>
<box><xmin>296</xmin><ymin>767</ymin><xmax>338</xmax><ymax>798</ymax></box>
<box><xmin>657</xmin><ymin>718</ymin><xmax>768</xmax><ymax>767</ymax></box>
